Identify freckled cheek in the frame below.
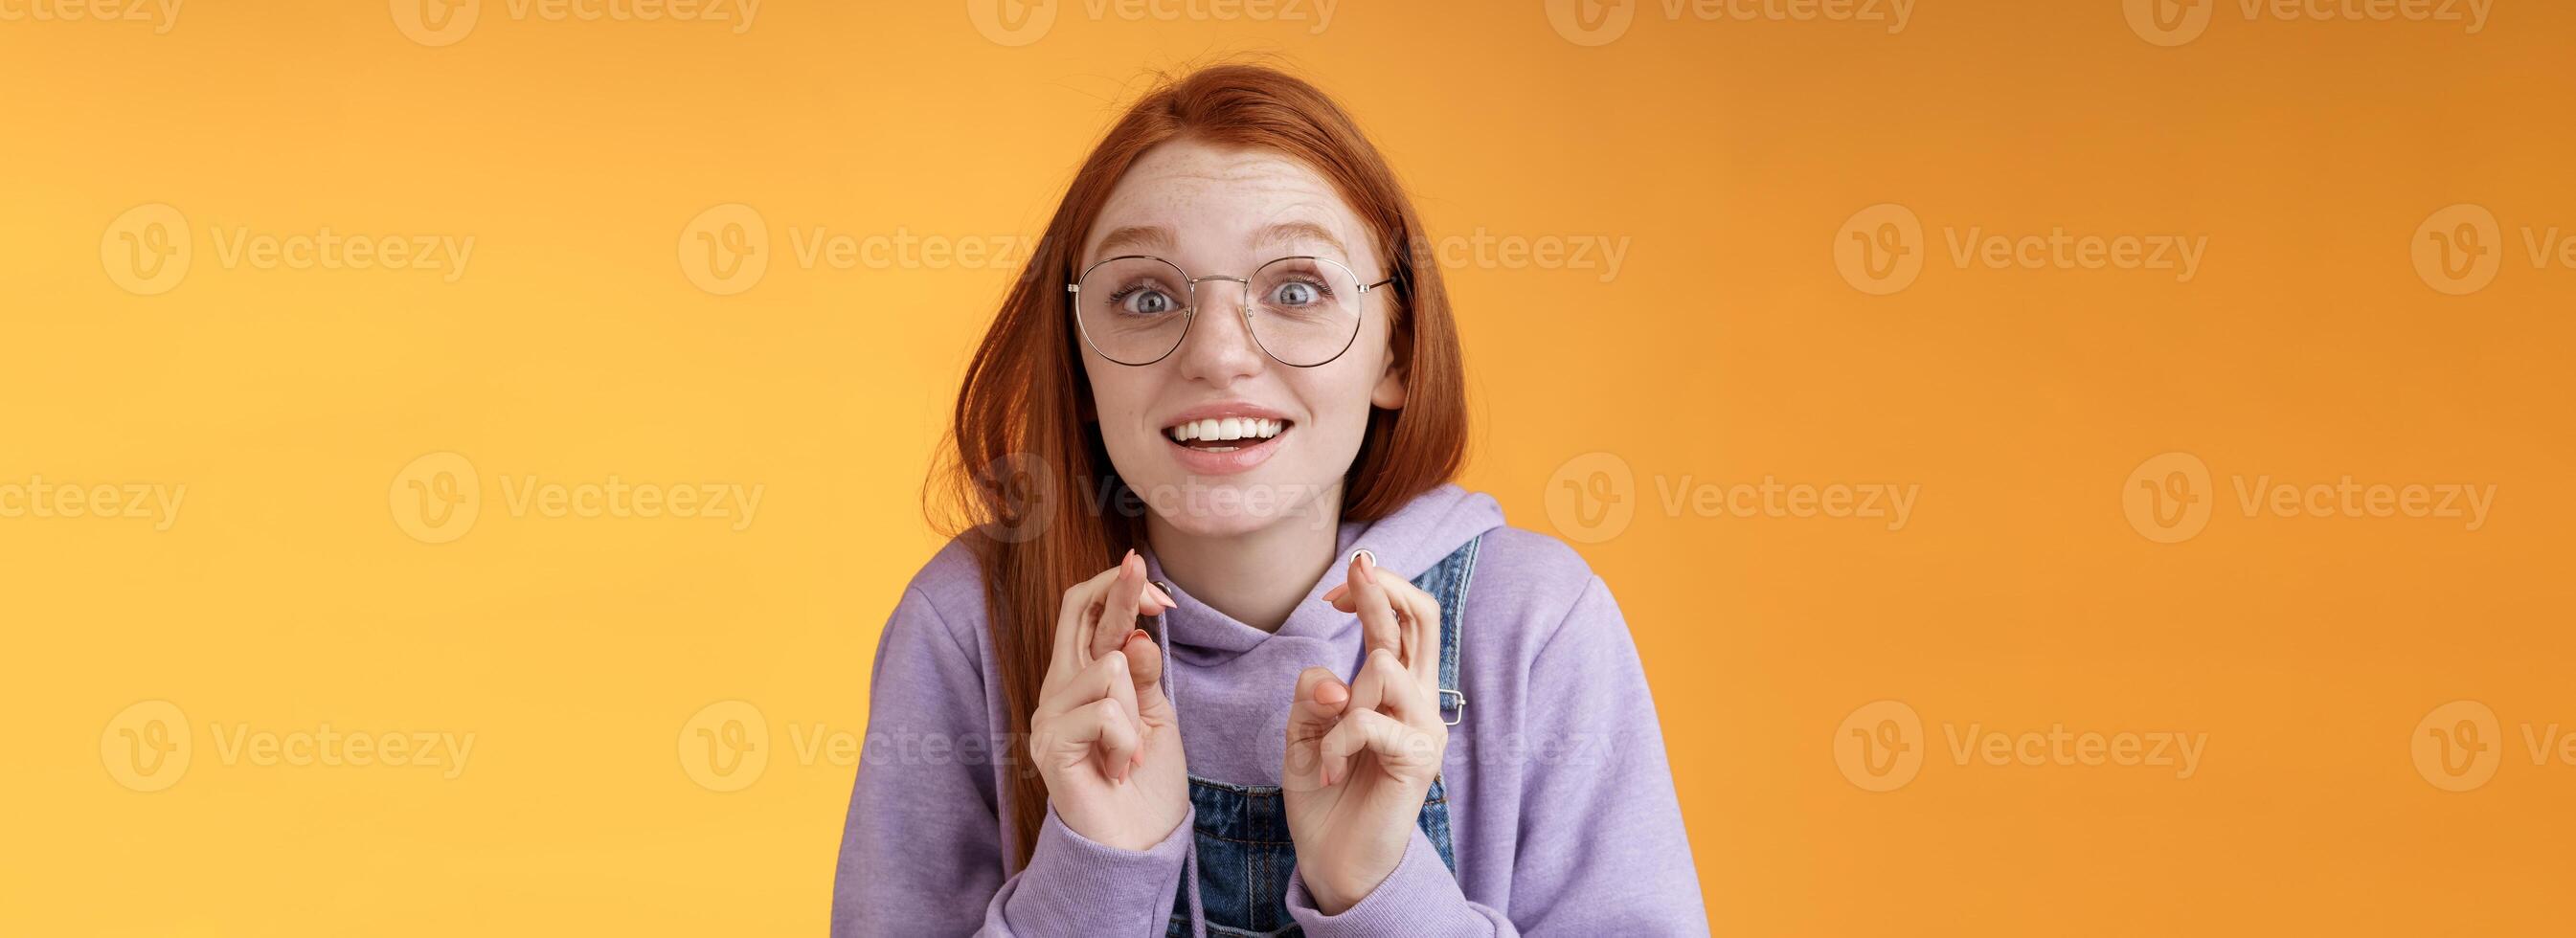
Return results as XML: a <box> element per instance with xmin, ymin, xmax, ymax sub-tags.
<box><xmin>1085</xmin><ymin>371</ymin><xmax>1162</xmax><ymax>453</ymax></box>
<box><xmin>1280</xmin><ymin>371</ymin><xmax>1376</xmax><ymax>461</ymax></box>
<box><xmin>1096</xmin><ymin>415</ymin><xmax>1168</xmax><ymax>490</ymax></box>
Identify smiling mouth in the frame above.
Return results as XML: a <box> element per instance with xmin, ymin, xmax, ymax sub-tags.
<box><xmin>1163</xmin><ymin>417</ymin><xmax>1291</xmax><ymax>453</ymax></box>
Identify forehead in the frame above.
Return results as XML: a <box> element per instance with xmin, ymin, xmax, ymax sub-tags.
<box><xmin>1084</xmin><ymin>140</ymin><xmax>1375</xmax><ymax>269</ymax></box>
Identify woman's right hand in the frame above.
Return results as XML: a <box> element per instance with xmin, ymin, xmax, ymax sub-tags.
<box><xmin>1028</xmin><ymin>549</ymin><xmax>1190</xmax><ymax>852</ymax></box>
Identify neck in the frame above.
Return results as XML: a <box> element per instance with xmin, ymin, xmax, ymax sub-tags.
<box><xmin>1144</xmin><ymin>491</ymin><xmax>1344</xmax><ymax>633</ymax></box>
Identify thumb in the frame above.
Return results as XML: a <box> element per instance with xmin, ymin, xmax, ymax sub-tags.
<box><xmin>1120</xmin><ymin>630</ymin><xmax>1173</xmax><ymax>721</ymax></box>
<box><xmin>1284</xmin><ymin>666</ymin><xmax>1347</xmax><ymax>787</ymax></box>
<box><xmin>1285</xmin><ymin>666</ymin><xmax>1349</xmax><ymax>738</ymax></box>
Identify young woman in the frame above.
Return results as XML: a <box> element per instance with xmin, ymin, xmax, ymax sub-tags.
<box><xmin>831</xmin><ymin>65</ymin><xmax>1706</xmax><ymax>936</ymax></box>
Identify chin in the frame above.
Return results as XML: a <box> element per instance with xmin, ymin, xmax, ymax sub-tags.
<box><xmin>1121</xmin><ymin>469</ymin><xmax>1336</xmax><ymax>539</ymax></box>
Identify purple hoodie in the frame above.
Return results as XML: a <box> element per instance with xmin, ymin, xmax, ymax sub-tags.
<box><xmin>831</xmin><ymin>484</ymin><xmax>1708</xmax><ymax>935</ymax></box>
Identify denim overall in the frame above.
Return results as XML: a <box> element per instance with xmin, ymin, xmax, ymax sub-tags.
<box><xmin>1164</xmin><ymin>537</ymin><xmax>1480</xmax><ymax>937</ymax></box>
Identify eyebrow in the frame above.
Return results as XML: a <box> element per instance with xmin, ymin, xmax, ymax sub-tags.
<box><xmin>1094</xmin><ymin>225</ymin><xmax>1175</xmax><ymax>257</ymax></box>
<box><xmin>1252</xmin><ymin>221</ymin><xmax>1347</xmax><ymax>257</ymax></box>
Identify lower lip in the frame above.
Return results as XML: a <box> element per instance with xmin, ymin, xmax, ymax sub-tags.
<box><xmin>1164</xmin><ymin>425</ymin><xmax>1289</xmax><ymax>475</ymax></box>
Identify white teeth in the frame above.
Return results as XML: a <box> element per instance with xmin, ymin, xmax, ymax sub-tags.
<box><xmin>1164</xmin><ymin>416</ymin><xmax>1291</xmax><ymax>443</ymax></box>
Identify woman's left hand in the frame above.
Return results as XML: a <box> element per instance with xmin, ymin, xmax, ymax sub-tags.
<box><xmin>1282</xmin><ymin>550</ymin><xmax>1451</xmax><ymax>915</ymax></box>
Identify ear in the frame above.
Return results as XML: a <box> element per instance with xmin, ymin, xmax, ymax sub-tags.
<box><xmin>1369</xmin><ymin>348</ymin><xmax>1409</xmax><ymax>410</ymax></box>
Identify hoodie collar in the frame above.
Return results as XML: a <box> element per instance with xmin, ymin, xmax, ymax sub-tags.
<box><xmin>1138</xmin><ymin>483</ymin><xmax>1505</xmax><ymax>659</ymax></box>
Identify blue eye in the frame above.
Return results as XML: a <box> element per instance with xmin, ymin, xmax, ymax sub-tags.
<box><xmin>1271</xmin><ymin>280</ymin><xmax>1322</xmax><ymax>306</ymax></box>
<box><xmin>1111</xmin><ymin>286</ymin><xmax>1180</xmax><ymax>316</ymax></box>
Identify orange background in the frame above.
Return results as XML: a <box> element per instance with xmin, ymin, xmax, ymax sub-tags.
<box><xmin>6</xmin><ymin>1</ymin><xmax>2572</xmax><ymax>934</ymax></box>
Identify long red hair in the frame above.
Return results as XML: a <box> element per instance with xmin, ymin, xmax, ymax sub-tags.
<box><xmin>929</xmin><ymin>63</ymin><xmax>1468</xmax><ymax>868</ymax></box>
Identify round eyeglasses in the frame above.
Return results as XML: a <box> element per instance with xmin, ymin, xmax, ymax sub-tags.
<box><xmin>1067</xmin><ymin>255</ymin><xmax>1396</xmax><ymax>368</ymax></box>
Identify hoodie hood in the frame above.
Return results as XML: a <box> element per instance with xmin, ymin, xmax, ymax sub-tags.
<box><xmin>1136</xmin><ymin>482</ymin><xmax>1507</xmax><ymax>662</ymax></box>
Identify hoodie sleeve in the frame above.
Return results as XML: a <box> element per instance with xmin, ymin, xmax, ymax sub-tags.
<box><xmin>1280</xmin><ymin>575</ymin><xmax>1710</xmax><ymax>936</ymax></box>
<box><xmin>831</xmin><ymin>585</ymin><xmax>1193</xmax><ymax>937</ymax></box>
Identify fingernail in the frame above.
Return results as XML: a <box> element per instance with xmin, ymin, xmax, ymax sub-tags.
<box><xmin>1129</xmin><ymin>628</ymin><xmax>1148</xmax><ymax>644</ymax></box>
<box><xmin>1356</xmin><ymin>549</ymin><xmax>1374</xmax><ymax>570</ymax></box>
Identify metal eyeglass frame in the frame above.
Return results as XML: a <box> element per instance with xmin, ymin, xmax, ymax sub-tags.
<box><xmin>1066</xmin><ymin>255</ymin><xmax>1397</xmax><ymax>368</ymax></box>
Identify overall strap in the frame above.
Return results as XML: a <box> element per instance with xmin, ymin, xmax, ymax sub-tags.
<box><xmin>1406</xmin><ymin>534</ymin><xmax>1482</xmax><ymax>727</ymax></box>
<box><xmin>1405</xmin><ymin>534</ymin><xmax>1482</xmax><ymax>880</ymax></box>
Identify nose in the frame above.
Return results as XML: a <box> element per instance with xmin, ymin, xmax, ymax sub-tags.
<box><xmin>1173</xmin><ymin>277</ymin><xmax>1266</xmax><ymax>385</ymax></box>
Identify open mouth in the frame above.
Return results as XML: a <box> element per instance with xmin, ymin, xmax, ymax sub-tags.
<box><xmin>1163</xmin><ymin>416</ymin><xmax>1291</xmax><ymax>453</ymax></box>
